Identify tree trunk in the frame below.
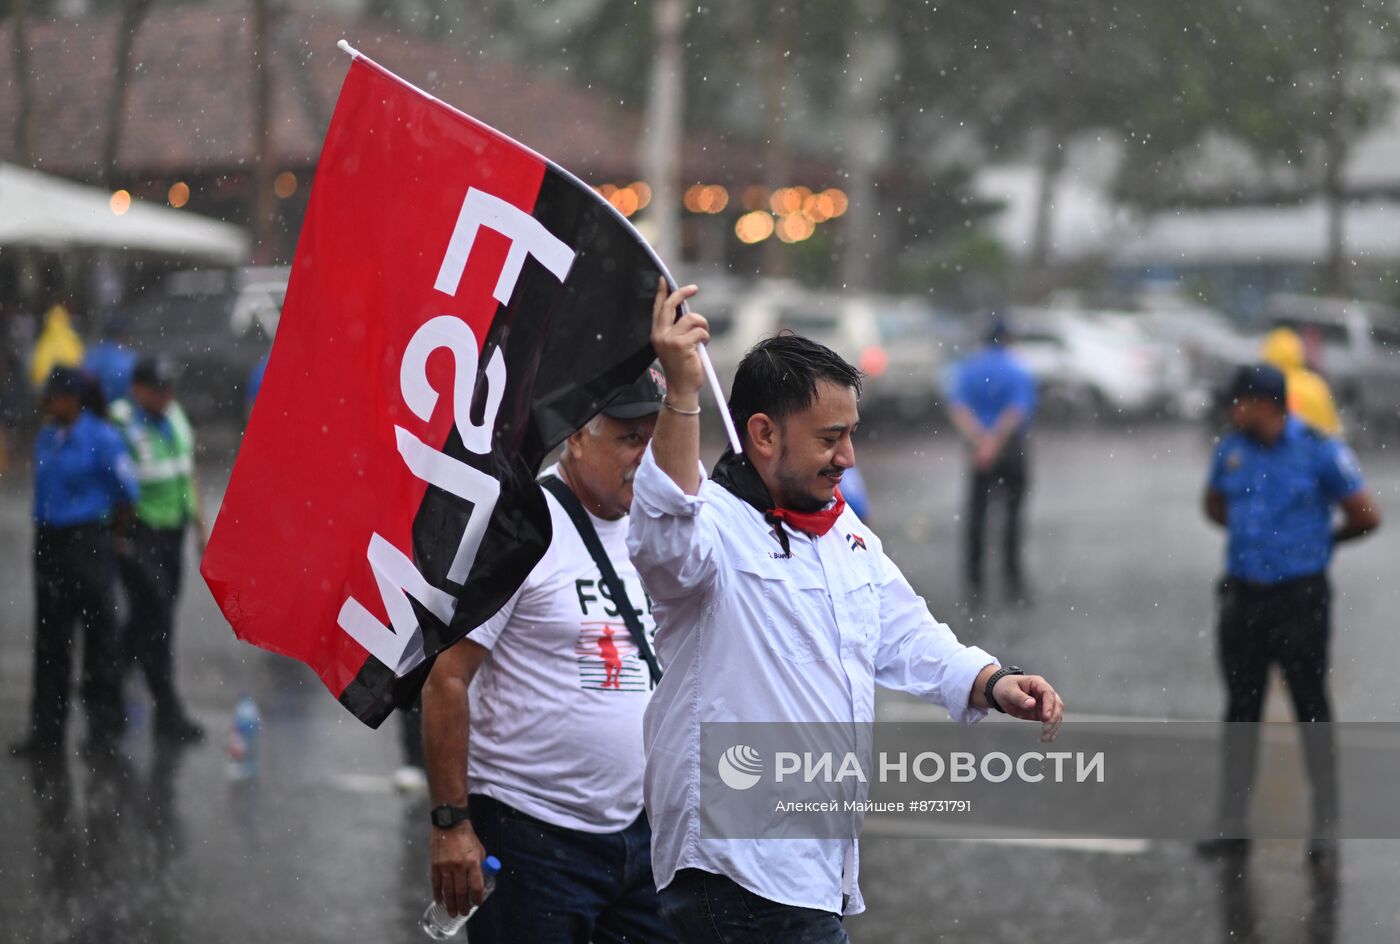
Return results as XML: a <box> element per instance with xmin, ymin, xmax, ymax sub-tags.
<box><xmin>641</xmin><ymin>0</ymin><xmax>683</xmax><ymax>267</ymax></box>
<box><xmin>100</xmin><ymin>0</ymin><xmax>153</xmax><ymax>189</ymax></box>
<box><xmin>1023</xmin><ymin>132</ymin><xmax>1065</xmax><ymax>302</ymax></box>
<box><xmin>251</xmin><ymin>0</ymin><xmax>278</xmax><ymax>265</ymax></box>
<box><xmin>1321</xmin><ymin>138</ymin><xmax>1347</xmax><ymax>295</ymax></box>
<box><xmin>760</xmin><ymin>4</ymin><xmax>793</xmax><ymax>278</ymax></box>
<box><xmin>1318</xmin><ymin>0</ymin><xmax>1349</xmax><ymax>295</ymax></box>
<box><xmin>839</xmin><ymin>0</ymin><xmax>894</xmax><ymax>291</ymax></box>
<box><xmin>11</xmin><ymin>0</ymin><xmax>34</xmax><ymax>168</ymax></box>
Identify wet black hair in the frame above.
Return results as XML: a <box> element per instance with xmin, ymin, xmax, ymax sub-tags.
<box><xmin>727</xmin><ymin>333</ymin><xmax>862</xmax><ymax>445</ymax></box>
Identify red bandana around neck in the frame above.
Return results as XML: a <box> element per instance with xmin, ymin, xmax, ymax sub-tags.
<box><xmin>766</xmin><ymin>489</ymin><xmax>847</xmax><ymax>537</ymax></box>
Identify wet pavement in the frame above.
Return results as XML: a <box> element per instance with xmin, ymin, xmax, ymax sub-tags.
<box><xmin>1</xmin><ymin>420</ymin><xmax>1398</xmax><ymax>943</ymax></box>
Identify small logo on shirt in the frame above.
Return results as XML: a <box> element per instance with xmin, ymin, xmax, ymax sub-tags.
<box><xmin>718</xmin><ymin>744</ymin><xmax>764</xmax><ymax>791</ymax></box>
<box><xmin>575</xmin><ymin>622</ymin><xmax>649</xmax><ymax>693</ymax></box>
<box><xmin>846</xmin><ymin>532</ymin><xmax>867</xmax><ymax>552</ymax></box>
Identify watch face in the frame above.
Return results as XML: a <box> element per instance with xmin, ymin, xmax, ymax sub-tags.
<box><xmin>431</xmin><ymin>805</ymin><xmax>466</xmax><ymax>828</ymax></box>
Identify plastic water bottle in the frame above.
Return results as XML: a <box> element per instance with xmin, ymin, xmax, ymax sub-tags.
<box><xmin>420</xmin><ymin>855</ymin><xmax>501</xmax><ymax>939</ymax></box>
<box><xmin>226</xmin><ymin>694</ymin><xmax>261</xmax><ymax>780</ymax></box>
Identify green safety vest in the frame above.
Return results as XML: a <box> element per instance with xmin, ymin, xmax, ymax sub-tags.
<box><xmin>109</xmin><ymin>399</ymin><xmax>198</xmax><ymax>529</ymax></box>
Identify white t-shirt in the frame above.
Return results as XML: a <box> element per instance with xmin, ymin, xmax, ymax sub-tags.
<box><xmin>466</xmin><ymin>465</ymin><xmax>657</xmax><ymax>832</ymax></box>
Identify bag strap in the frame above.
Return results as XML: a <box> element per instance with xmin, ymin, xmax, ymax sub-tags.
<box><xmin>538</xmin><ymin>474</ymin><xmax>662</xmax><ymax>687</ymax></box>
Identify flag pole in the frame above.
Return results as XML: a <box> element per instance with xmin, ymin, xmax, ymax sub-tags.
<box><xmin>694</xmin><ymin>340</ymin><xmax>740</xmax><ymax>452</ymax></box>
<box><xmin>333</xmin><ymin>40</ymin><xmax>743</xmax><ymax>454</ymax></box>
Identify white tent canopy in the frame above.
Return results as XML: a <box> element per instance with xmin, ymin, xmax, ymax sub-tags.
<box><xmin>0</xmin><ymin>162</ymin><xmax>249</xmax><ymax>264</ymax></box>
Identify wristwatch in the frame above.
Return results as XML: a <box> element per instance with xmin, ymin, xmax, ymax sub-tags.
<box><xmin>430</xmin><ymin>803</ymin><xmax>471</xmax><ymax>830</ymax></box>
<box><xmin>983</xmin><ymin>665</ymin><xmax>1025</xmax><ymax>714</ymax></box>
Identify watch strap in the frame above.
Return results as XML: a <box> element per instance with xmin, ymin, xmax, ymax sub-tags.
<box><xmin>430</xmin><ymin>803</ymin><xmax>471</xmax><ymax>829</ymax></box>
<box><xmin>983</xmin><ymin>665</ymin><xmax>1024</xmax><ymax>714</ymax></box>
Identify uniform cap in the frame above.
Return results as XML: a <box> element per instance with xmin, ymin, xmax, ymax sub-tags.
<box><xmin>1228</xmin><ymin>363</ymin><xmax>1287</xmax><ymax>406</ymax></box>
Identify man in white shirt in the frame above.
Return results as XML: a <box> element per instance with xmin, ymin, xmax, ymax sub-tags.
<box><xmin>421</xmin><ymin>368</ymin><xmax>676</xmax><ymax>943</ymax></box>
<box><xmin>631</xmin><ymin>282</ymin><xmax>1065</xmax><ymax>943</ymax></box>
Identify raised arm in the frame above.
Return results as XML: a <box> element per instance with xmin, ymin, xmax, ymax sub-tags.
<box><xmin>649</xmin><ymin>279</ymin><xmax>706</xmax><ymax>495</ymax></box>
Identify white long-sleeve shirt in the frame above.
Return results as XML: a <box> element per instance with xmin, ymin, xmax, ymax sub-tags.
<box><xmin>627</xmin><ymin>446</ymin><xmax>995</xmax><ymax>915</ymax></box>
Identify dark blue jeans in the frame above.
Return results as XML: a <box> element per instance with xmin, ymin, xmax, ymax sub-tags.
<box><xmin>466</xmin><ymin>793</ymin><xmax>675</xmax><ymax>943</ymax></box>
<box><xmin>658</xmin><ymin>869</ymin><xmax>849</xmax><ymax>944</ymax></box>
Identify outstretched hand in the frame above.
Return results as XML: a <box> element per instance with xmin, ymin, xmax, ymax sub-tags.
<box><xmin>993</xmin><ymin>674</ymin><xmax>1064</xmax><ymax>743</ymax></box>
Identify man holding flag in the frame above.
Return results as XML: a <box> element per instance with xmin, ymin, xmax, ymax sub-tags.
<box><xmin>631</xmin><ymin>284</ymin><xmax>1065</xmax><ymax>941</ymax></box>
<box><xmin>421</xmin><ymin>367</ymin><xmax>674</xmax><ymax>942</ymax></box>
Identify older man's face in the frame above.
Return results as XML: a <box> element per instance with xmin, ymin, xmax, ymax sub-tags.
<box><xmin>566</xmin><ymin>413</ymin><xmax>659</xmax><ymax>519</ymax></box>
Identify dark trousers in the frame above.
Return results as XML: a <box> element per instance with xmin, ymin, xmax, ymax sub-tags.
<box><xmin>658</xmin><ymin>869</ymin><xmax>849</xmax><ymax>944</ymax></box>
<box><xmin>118</xmin><ymin>522</ymin><xmax>191</xmax><ymax>727</ymax></box>
<box><xmin>466</xmin><ymin>793</ymin><xmax>675</xmax><ymax>944</ymax></box>
<box><xmin>29</xmin><ymin>524</ymin><xmax>124</xmax><ymax>749</ymax></box>
<box><xmin>964</xmin><ymin>443</ymin><xmax>1029</xmax><ymax>594</ymax></box>
<box><xmin>1215</xmin><ymin>574</ymin><xmax>1338</xmax><ymax>834</ymax></box>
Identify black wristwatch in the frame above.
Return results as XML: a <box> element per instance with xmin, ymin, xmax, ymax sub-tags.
<box><xmin>430</xmin><ymin>803</ymin><xmax>471</xmax><ymax>830</ymax></box>
<box><xmin>983</xmin><ymin>666</ymin><xmax>1025</xmax><ymax>714</ymax></box>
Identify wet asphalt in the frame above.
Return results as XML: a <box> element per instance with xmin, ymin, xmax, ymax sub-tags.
<box><xmin>1</xmin><ymin>418</ymin><xmax>1398</xmax><ymax>943</ymax></box>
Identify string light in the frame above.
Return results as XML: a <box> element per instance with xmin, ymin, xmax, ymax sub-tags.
<box><xmin>735</xmin><ymin>211</ymin><xmax>775</xmax><ymax>243</ymax></box>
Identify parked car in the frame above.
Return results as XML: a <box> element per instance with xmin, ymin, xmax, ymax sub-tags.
<box><xmin>1262</xmin><ymin>294</ymin><xmax>1400</xmax><ymax>435</ymax></box>
<box><xmin>703</xmin><ymin>281</ymin><xmax>965</xmax><ymax>419</ymax></box>
<box><xmin>1007</xmin><ymin>308</ymin><xmax>1185</xmax><ymax>421</ymax></box>
<box><xmin>1130</xmin><ymin>306</ymin><xmax>1255</xmax><ymax>416</ymax></box>
<box><xmin>123</xmin><ymin>267</ymin><xmax>287</xmax><ymax>424</ymax></box>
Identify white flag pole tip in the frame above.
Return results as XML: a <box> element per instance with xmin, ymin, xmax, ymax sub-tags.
<box><xmin>337</xmin><ymin>39</ymin><xmax>360</xmax><ymax>58</ymax></box>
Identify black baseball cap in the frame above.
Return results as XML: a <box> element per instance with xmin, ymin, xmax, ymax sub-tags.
<box><xmin>1228</xmin><ymin>363</ymin><xmax>1287</xmax><ymax>406</ymax></box>
<box><xmin>600</xmin><ymin>362</ymin><xmax>667</xmax><ymax>419</ymax></box>
<box><xmin>43</xmin><ymin>366</ymin><xmax>87</xmax><ymax>399</ymax></box>
<box><xmin>132</xmin><ymin>356</ymin><xmax>178</xmax><ymax>390</ymax></box>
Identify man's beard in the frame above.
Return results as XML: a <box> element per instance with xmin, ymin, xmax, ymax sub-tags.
<box><xmin>774</xmin><ymin>446</ymin><xmax>837</xmax><ymax>512</ymax></box>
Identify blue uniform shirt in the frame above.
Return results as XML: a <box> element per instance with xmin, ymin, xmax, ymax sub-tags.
<box><xmin>948</xmin><ymin>346</ymin><xmax>1037</xmax><ymax>433</ymax></box>
<box><xmin>83</xmin><ymin>341</ymin><xmax>137</xmax><ymax>404</ymax></box>
<box><xmin>33</xmin><ymin>412</ymin><xmax>140</xmax><ymax>527</ymax></box>
<box><xmin>1208</xmin><ymin>417</ymin><xmax>1365</xmax><ymax>584</ymax></box>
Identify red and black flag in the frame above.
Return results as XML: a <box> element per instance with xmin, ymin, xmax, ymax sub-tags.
<box><xmin>201</xmin><ymin>49</ymin><xmax>666</xmax><ymax>727</ymax></box>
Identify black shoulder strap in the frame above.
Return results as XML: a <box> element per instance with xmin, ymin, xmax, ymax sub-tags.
<box><xmin>539</xmin><ymin>474</ymin><xmax>662</xmax><ymax>687</ymax></box>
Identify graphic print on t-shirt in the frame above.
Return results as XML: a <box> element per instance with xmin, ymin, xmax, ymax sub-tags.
<box><xmin>576</xmin><ymin>621</ymin><xmax>648</xmax><ymax>692</ymax></box>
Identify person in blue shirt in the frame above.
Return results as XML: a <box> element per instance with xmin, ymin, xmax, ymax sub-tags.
<box><xmin>82</xmin><ymin>314</ymin><xmax>137</xmax><ymax>406</ymax></box>
<box><xmin>947</xmin><ymin>317</ymin><xmax>1037</xmax><ymax>607</ymax></box>
<box><xmin>11</xmin><ymin>367</ymin><xmax>140</xmax><ymax>759</ymax></box>
<box><xmin>1199</xmin><ymin>364</ymin><xmax>1379</xmax><ymax>875</ymax></box>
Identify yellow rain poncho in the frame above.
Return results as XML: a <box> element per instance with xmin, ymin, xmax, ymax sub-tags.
<box><xmin>1261</xmin><ymin>328</ymin><xmax>1341</xmax><ymax>437</ymax></box>
<box><xmin>29</xmin><ymin>304</ymin><xmax>86</xmax><ymax>390</ymax></box>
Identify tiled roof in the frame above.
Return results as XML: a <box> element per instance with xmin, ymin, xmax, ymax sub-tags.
<box><xmin>0</xmin><ymin>4</ymin><xmax>645</xmax><ymax>182</ymax></box>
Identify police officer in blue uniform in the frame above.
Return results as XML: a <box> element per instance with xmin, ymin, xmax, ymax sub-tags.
<box><xmin>11</xmin><ymin>367</ymin><xmax>139</xmax><ymax>758</ymax></box>
<box><xmin>1200</xmin><ymin>364</ymin><xmax>1380</xmax><ymax>873</ymax></box>
<box><xmin>947</xmin><ymin>318</ymin><xmax>1037</xmax><ymax>606</ymax></box>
